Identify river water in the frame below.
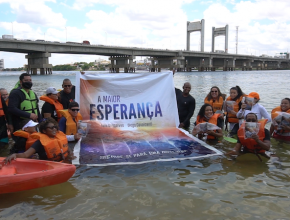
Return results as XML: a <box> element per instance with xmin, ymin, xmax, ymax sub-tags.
<box><xmin>0</xmin><ymin>70</ymin><xmax>290</xmax><ymax>220</ymax></box>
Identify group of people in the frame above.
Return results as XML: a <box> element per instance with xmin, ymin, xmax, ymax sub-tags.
<box><xmin>1</xmin><ymin>72</ymin><xmax>290</xmax><ymax>163</ymax></box>
<box><xmin>176</xmin><ymin>82</ymin><xmax>290</xmax><ymax>160</ymax></box>
<box><xmin>0</xmin><ymin>73</ymin><xmax>83</xmax><ymax>164</ymax></box>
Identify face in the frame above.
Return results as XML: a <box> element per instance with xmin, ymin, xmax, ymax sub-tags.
<box><xmin>204</xmin><ymin>106</ymin><xmax>213</xmax><ymax>118</ymax></box>
<box><xmin>0</xmin><ymin>89</ymin><xmax>8</xmax><ymax>101</ymax></box>
<box><xmin>210</xmin><ymin>87</ymin><xmax>219</xmax><ymax>98</ymax></box>
<box><xmin>246</xmin><ymin>114</ymin><xmax>257</xmax><ymax>122</ymax></box>
<box><xmin>281</xmin><ymin>99</ymin><xmax>290</xmax><ymax>111</ymax></box>
<box><xmin>48</xmin><ymin>93</ymin><xmax>58</xmax><ymax>101</ymax></box>
<box><xmin>230</xmin><ymin>89</ymin><xmax>238</xmax><ymax>99</ymax></box>
<box><xmin>183</xmin><ymin>83</ymin><xmax>191</xmax><ymax>94</ymax></box>
<box><xmin>24</xmin><ymin>126</ymin><xmax>36</xmax><ymax>134</ymax></box>
<box><xmin>21</xmin><ymin>76</ymin><xmax>32</xmax><ymax>84</ymax></box>
<box><xmin>43</xmin><ymin>122</ymin><xmax>58</xmax><ymax>138</ymax></box>
<box><xmin>62</xmin><ymin>80</ymin><xmax>72</xmax><ymax>94</ymax></box>
<box><xmin>68</xmin><ymin>106</ymin><xmax>80</xmax><ymax>118</ymax></box>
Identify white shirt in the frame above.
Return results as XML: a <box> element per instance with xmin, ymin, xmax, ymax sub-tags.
<box><xmin>236</xmin><ymin>103</ymin><xmax>272</xmax><ymax>125</ymax></box>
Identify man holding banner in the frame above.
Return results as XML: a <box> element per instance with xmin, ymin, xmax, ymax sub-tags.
<box><xmin>176</xmin><ymin>82</ymin><xmax>196</xmax><ymax>130</ymax></box>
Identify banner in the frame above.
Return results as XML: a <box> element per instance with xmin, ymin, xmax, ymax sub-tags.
<box><xmin>73</xmin><ymin>72</ymin><xmax>222</xmax><ymax>166</ymax></box>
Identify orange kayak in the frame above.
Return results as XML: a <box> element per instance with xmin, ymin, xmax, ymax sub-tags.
<box><xmin>0</xmin><ymin>157</ymin><xmax>76</xmax><ymax>194</ymax></box>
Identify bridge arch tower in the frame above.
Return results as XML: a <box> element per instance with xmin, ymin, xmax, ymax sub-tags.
<box><xmin>186</xmin><ymin>19</ymin><xmax>205</xmax><ymax>52</ymax></box>
<box><xmin>212</xmin><ymin>24</ymin><xmax>229</xmax><ymax>53</ymax></box>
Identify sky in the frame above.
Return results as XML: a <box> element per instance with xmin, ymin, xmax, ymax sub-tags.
<box><xmin>0</xmin><ymin>0</ymin><xmax>290</xmax><ymax>68</ymax></box>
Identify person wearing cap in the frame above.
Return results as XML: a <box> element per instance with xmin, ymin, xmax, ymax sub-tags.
<box><xmin>10</xmin><ymin>119</ymin><xmax>38</xmax><ymax>154</ymax></box>
<box><xmin>236</xmin><ymin>92</ymin><xmax>271</xmax><ymax>125</ymax></box>
<box><xmin>227</xmin><ymin>112</ymin><xmax>271</xmax><ymax>161</ymax></box>
<box><xmin>4</xmin><ymin>117</ymin><xmax>70</xmax><ymax>163</ymax></box>
<box><xmin>58</xmin><ymin>101</ymin><xmax>82</xmax><ymax>142</ymax></box>
<box><xmin>40</xmin><ymin>87</ymin><xmax>64</xmax><ymax>122</ymax></box>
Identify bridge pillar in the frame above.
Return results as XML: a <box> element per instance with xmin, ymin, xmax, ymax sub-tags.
<box><xmin>109</xmin><ymin>56</ymin><xmax>136</xmax><ymax>73</ymax></box>
<box><xmin>25</xmin><ymin>52</ymin><xmax>53</xmax><ymax>75</ymax></box>
<box><xmin>223</xmin><ymin>58</ymin><xmax>235</xmax><ymax>71</ymax></box>
<box><xmin>149</xmin><ymin>56</ymin><xmax>184</xmax><ymax>72</ymax></box>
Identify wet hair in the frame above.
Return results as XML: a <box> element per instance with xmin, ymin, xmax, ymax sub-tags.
<box><xmin>197</xmin><ymin>104</ymin><xmax>213</xmax><ymax>122</ymax></box>
<box><xmin>245</xmin><ymin>113</ymin><xmax>258</xmax><ymax>120</ymax></box>
<box><xmin>19</xmin><ymin>73</ymin><xmax>31</xmax><ymax>81</ymax></box>
<box><xmin>206</xmin><ymin>86</ymin><xmax>223</xmax><ymax>101</ymax></box>
<box><xmin>0</xmin><ymin>88</ymin><xmax>7</xmax><ymax>92</ymax></box>
<box><xmin>19</xmin><ymin>119</ymin><xmax>31</xmax><ymax>129</ymax></box>
<box><xmin>68</xmin><ymin>101</ymin><xmax>79</xmax><ymax>109</ymax></box>
<box><xmin>230</xmin><ymin>85</ymin><xmax>245</xmax><ymax>101</ymax></box>
<box><xmin>282</xmin><ymin>98</ymin><xmax>290</xmax><ymax>104</ymax></box>
<box><xmin>38</xmin><ymin>117</ymin><xmax>59</xmax><ymax>133</ymax></box>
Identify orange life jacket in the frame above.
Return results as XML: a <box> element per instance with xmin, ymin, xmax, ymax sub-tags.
<box><xmin>30</xmin><ymin>131</ymin><xmax>69</xmax><ymax>162</ymax></box>
<box><xmin>40</xmin><ymin>95</ymin><xmax>63</xmax><ymax>121</ymax></box>
<box><xmin>226</xmin><ymin>96</ymin><xmax>244</xmax><ymax>123</ymax></box>
<box><xmin>271</xmin><ymin>106</ymin><xmax>290</xmax><ymax>134</ymax></box>
<box><xmin>13</xmin><ymin>130</ymin><xmax>37</xmax><ymax>150</ymax></box>
<box><xmin>57</xmin><ymin>110</ymin><xmax>83</xmax><ymax>135</ymax></box>
<box><xmin>196</xmin><ymin>113</ymin><xmax>220</xmax><ymax>140</ymax></box>
<box><xmin>204</xmin><ymin>96</ymin><xmax>224</xmax><ymax>112</ymax></box>
<box><xmin>271</xmin><ymin>106</ymin><xmax>290</xmax><ymax>120</ymax></box>
<box><xmin>0</xmin><ymin>98</ymin><xmax>4</xmax><ymax>116</ymax></box>
<box><xmin>237</xmin><ymin>119</ymin><xmax>267</xmax><ymax>154</ymax></box>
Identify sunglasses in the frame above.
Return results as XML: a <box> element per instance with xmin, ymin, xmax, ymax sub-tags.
<box><xmin>63</xmin><ymin>85</ymin><xmax>72</xmax><ymax>87</ymax></box>
<box><xmin>71</xmin><ymin>109</ymin><xmax>80</xmax><ymax>112</ymax></box>
<box><xmin>46</xmin><ymin>125</ymin><xmax>58</xmax><ymax>130</ymax></box>
<box><xmin>211</xmin><ymin>91</ymin><xmax>218</xmax><ymax>93</ymax></box>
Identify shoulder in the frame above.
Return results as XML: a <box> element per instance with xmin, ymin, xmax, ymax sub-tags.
<box><xmin>188</xmin><ymin>95</ymin><xmax>195</xmax><ymax>101</ymax></box>
<box><xmin>59</xmin><ymin>117</ymin><xmax>67</xmax><ymax>123</ymax></box>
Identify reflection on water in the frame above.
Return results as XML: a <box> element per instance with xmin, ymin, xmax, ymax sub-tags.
<box><xmin>0</xmin><ymin>70</ymin><xmax>290</xmax><ymax>219</ymax></box>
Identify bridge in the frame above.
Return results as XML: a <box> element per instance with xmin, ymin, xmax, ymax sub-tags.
<box><xmin>0</xmin><ymin>32</ymin><xmax>289</xmax><ymax>74</ymax></box>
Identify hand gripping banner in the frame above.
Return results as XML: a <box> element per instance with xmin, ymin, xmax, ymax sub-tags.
<box><xmin>73</xmin><ymin>72</ymin><xmax>222</xmax><ymax>166</ymax></box>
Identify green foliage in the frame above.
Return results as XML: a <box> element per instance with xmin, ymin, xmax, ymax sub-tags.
<box><xmin>82</xmin><ymin>63</ymin><xmax>90</xmax><ymax>70</ymax></box>
<box><xmin>52</xmin><ymin>64</ymin><xmax>77</xmax><ymax>71</ymax></box>
<box><xmin>3</xmin><ymin>67</ymin><xmax>24</xmax><ymax>71</ymax></box>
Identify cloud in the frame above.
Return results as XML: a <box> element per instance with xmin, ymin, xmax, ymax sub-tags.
<box><xmin>1</xmin><ymin>0</ymin><xmax>66</xmax><ymax>27</ymax></box>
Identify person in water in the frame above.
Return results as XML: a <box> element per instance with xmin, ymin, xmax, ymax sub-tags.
<box><xmin>59</xmin><ymin>79</ymin><xmax>75</xmax><ymax>109</ymax></box>
<box><xmin>58</xmin><ymin>101</ymin><xmax>82</xmax><ymax>142</ymax></box>
<box><xmin>8</xmin><ymin>73</ymin><xmax>42</xmax><ymax>132</ymax></box>
<box><xmin>10</xmin><ymin>119</ymin><xmax>38</xmax><ymax>154</ymax></box>
<box><xmin>192</xmin><ymin>104</ymin><xmax>223</xmax><ymax>140</ymax></box>
<box><xmin>270</xmin><ymin>98</ymin><xmax>290</xmax><ymax>141</ymax></box>
<box><xmin>0</xmin><ymin>95</ymin><xmax>13</xmax><ymax>147</ymax></box>
<box><xmin>41</xmin><ymin>87</ymin><xmax>63</xmax><ymax>122</ymax></box>
<box><xmin>227</xmin><ymin>112</ymin><xmax>271</xmax><ymax>160</ymax></box>
<box><xmin>236</xmin><ymin>92</ymin><xmax>271</xmax><ymax>126</ymax></box>
<box><xmin>204</xmin><ymin>86</ymin><xmax>226</xmax><ymax>128</ymax></box>
<box><xmin>176</xmin><ymin>82</ymin><xmax>196</xmax><ymax>130</ymax></box>
<box><xmin>225</xmin><ymin>86</ymin><xmax>246</xmax><ymax>136</ymax></box>
<box><xmin>4</xmin><ymin>117</ymin><xmax>70</xmax><ymax>163</ymax></box>
<box><xmin>0</xmin><ymin>88</ymin><xmax>9</xmax><ymax>106</ymax></box>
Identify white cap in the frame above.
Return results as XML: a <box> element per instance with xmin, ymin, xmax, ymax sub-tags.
<box><xmin>46</xmin><ymin>87</ymin><xmax>58</xmax><ymax>95</ymax></box>
<box><xmin>22</xmin><ymin>120</ymin><xmax>38</xmax><ymax>130</ymax></box>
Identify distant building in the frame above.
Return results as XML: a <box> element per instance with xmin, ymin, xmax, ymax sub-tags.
<box><xmin>0</xmin><ymin>59</ymin><xmax>4</xmax><ymax>70</ymax></box>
